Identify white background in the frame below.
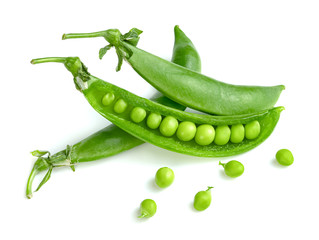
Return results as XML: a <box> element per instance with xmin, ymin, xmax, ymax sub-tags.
<box><xmin>1</xmin><ymin>0</ymin><xmax>319</xmax><ymax>239</ymax></box>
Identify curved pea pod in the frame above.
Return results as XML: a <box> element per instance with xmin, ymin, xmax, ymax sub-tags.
<box><xmin>62</xmin><ymin>27</ymin><xmax>285</xmax><ymax>115</ymax></box>
<box><xmin>31</xmin><ymin>57</ymin><xmax>284</xmax><ymax>158</ymax></box>
<box><xmin>26</xmin><ymin>27</ymin><xmax>201</xmax><ymax>199</ymax></box>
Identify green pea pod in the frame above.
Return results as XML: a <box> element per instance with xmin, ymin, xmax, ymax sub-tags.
<box><xmin>30</xmin><ymin>57</ymin><xmax>284</xmax><ymax>158</ymax></box>
<box><xmin>26</xmin><ymin>26</ymin><xmax>200</xmax><ymax>199</ymax></box>
<box><xmin>62</xmin><ymin>27</ymin><xmax>285</xmax><ymax>115</ymax></box>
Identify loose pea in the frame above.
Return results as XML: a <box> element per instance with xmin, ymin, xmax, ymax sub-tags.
<box><xmin>138</xmin><ymin>199</ymin><xmax>157</xmax><ymax>218</ymax></box>
<box><xmin>159</xmin><ymin>116</ymin><xmax>178</xmax><ymax>137</ymax></box>
<box><xmin>276</xmin><ymin>149</ymin><xmax>294</xmax><ymax>166</ymax></box>
<box><xmin>230</xmin><ymin>124</ymin><xmax>245</xmax><ymax>143</ymax></box>
<box><xmin>176</xmin><ymin>121</ymin><xmax>196</xmax><ymax>141</ymax></box>
<box><xmin>219</xmin><ymin>160</ymin><xmax>244</xmax><ymax>178</ymax></box>
<box><xmin>113</xmin><ymin>99</ymin><xmax>128</xmax><ymax>113</ymax></box>
<box><xmin>195</xmin><ymin>124</ymin><xmax>215</xmax><ymax>145</ymax></box>
<box><xmin>155</xmin><ymin>167</ymin><xmax>175</xmax><ymax>188</ymax></box>
<box><xmin>147</xmin><ymin>113</ymin><xmax>162</xmax><ymax>129</ymax></box>
<box><xmin>101</xmin><ymin>92</ymin><xmax>115</xmax><ymax>106</ymax></box>
<box><xmin>130</xmin><ymin>107</ymin><xmax>146</xmax><ymax>123</ymax></box>
<box><xmin>245</xmin><ymin>120</ymin><xmax>260</xmax><ymax>139</ymax></box>
<box><xmin>214</xmin><ymin>125</ymin><xmax>231</xmax><ymax>145</ymax></box>
<box><xmin>194</xmin><ymin>186</ymin><xmax>214</xmax><ymax>211</ymax></box>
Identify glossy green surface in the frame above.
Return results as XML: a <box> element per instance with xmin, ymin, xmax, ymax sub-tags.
<box><xmin>102</xmin><ymin>92</ymin><xmax>115</xmax><ymax>106</ymax></box>
<box><xmin>176</xmin><ymin>121</ymin><xmax>196</xmax><ymax>141</ymax></box>
<box><xmin>194</xmin><ymin>187</ymin><xmax>213</xmax><ymax>211</ymax></box>
<box><xmin>219</xmin><ymin>160</ymin><xmax>245</xmax><ymax>178</ymax></box>
<box><xmin>245</xmin><ymin>120</ymin><xmax>261</xmax><ymax>139</ymax></box>
<box><xmin>195</xmin><ymin>124</ymin><xmax>215</xmax><ymax>146</ymax></box>
<box><xmin>138</xmin><ymin>199</ymin><xmax>157</xmax><ymax>218</ymax></box>
<box><xmin>230</xmin><ymin>124</ymin><xmax>245</xmax><ymax>143</ymax></box>
<box><xmin>63</xmin><ymin>27</ymin><xmax>285</xmax><ymax>115</ymax></box>
<box><xmin>130</xmin><ymin>107</ymin><xmax>146</xmax><ymax>123</ymax></box>
<box><xmin>155</xmin><ymin>167</ymin><xmax>175</xmax><ymax>188</ymax></box>
<box><xmin>214</xmin><ymin>125</ymin><xmax>231</xmax><ymax>145</ymax></box>
<box><xmin>276</xmin><ymin>149</ymin><xmax>294</xmax><ymax>166</ymax></box>
<box><xmin>26</xmin><ymin>26</ymin><xmax>200</xmax><ymax>198</ymax></box>
<box><xmin>147</xmin><ymin>112</ymin><xmax>162</xmax><ymax>129</ymax></box>
<box><xmin>160</xmin><ymin>116</ymin><xmax>179</xmax><ymax>137</ymax></box>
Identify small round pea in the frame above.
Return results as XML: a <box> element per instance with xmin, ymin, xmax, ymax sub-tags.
<box><xmin>159</xmin><ymin>116</ymin><xmax>178</xmax><ymax>137</ymax></box>
<box><xmin>113</xmin><ymin>99</ymin><xmax>128</xmax><ymax>113</ymax></box>
<box><xmin>276</xmin><ymin>149</ymin><xmax>294</xmax><ymax>166</ymax></box>
<box><xmin>101</xmin><ymin>92</ymin><xmax>115</xmax><ymax>106</ymax></box>
<box><xmin>195</xmin><ymin>124</ymin><xmax>215</xmax><ymax>145</ymax></box>
<box><xmin>155</xmin><ymin>167</ymin><xmax>175</xmax><ymax>188</ymax></box>
<box><xmin>245</xmin><ymin>120</ymin><xmax>260</xmax><ymax>140</ymax></box>
<box><xmin>138</xmin><ymin>199</ymin><xmax>157</xmax><ymax>218</ymax></box>
<box><xmin>194</xmin><ymin>186</ymin><xmax>214</xmax><ymax>211</ymax></box>
<box><xmin>230</xmin><ymin>124</ymin><xmax>245</xmax><ymax>143</ymax></box>
<box><xmin>147</xmin><ymin>113</ymin><xmax>162</xmax><ymax>129</ymax></box>
<box><xmin>176</xmin><ymin>121</ymin><xmax>196</xmax><ymax>141</ymax></box>
<box><xmin>219</xmin><ymin>160</ymin><xmax>244</xmax><ymax>178</ymax></box>
<box><xmin>130</xmin><ymin>107</ymin><xmax>147</xmax><ymax>123</ymax></box>
<box><xmin>214</xmin><ymin>125</ymin><xmax>231</xmax><ymax>145</ymax></box>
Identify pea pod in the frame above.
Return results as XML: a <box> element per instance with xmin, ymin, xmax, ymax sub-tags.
<box><xmin>62</xmin><ymin>27</ymin><xmax>285</xmax><ymax>115</ymax></box>
<box><xmin>30</xmin><ymin>57</ymin><xmax>284</xmax><ymax>159</ymax></box>
<box><xmin>26</xmin><ymin>27</ymin><xmax>201</xmax><ymax>199</ymax></box>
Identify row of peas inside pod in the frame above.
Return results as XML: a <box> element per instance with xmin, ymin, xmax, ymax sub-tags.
<box><xmin>101</xmin><ymin>92</ymin><xmax>261</xmax><ymax>146</ymax></box>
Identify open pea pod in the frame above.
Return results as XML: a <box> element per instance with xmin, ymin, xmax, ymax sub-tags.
<box><xmin>62</xmin><ymin>27</ymin><xmax>285</xmax><ymax>115</ymax></box>
<box><xmin>31</xmin><ymin>57</ymin><xmax>284</xmax><ymax>158</ymax></box>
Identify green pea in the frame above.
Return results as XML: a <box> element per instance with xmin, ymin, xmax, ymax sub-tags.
<box><xmin>155</xmin><ymin>167</ymin><xmax>175</xmax><ymax>188</ymax></box>
<box><xmin>194</xmin><ymin>186</ymin><xmax>214</xmax><ymax>211</ymax></box>
<box><xmin>176</xmin><ymin>121</ymin><xmax>196</xmax><ymax>141</ymax></box>
<box><xmin>219</xmin><ymin>160</ymin><xmax>244</xmax><ymax>178</ymax></box>
<box><xmin>214</xmin><ymin>125</ymin><xmax>231</xmax><ymax>145</ymax></box>
<box><xmin>101</xmin><ymin>92</ymin><xmax>115</xmax><ymax>106</ymax></box>
<box><xmin>130</xmin><ymin>107</ymin><xmax>147</xmax><ymax>123</ymax></box>
<box><xmin>147</xmin><ymin>113</ymin><xmax>162</xmax><ymax>129</ymax></box>
<box><xmin>245</xmin><ymin>120</ymin><xmax>260</xmax><ymax>139</ymax></box>
<box><xmin>138</xmin><ymin>199</ymin><xmax>157</xmax><ymax>218</ymax></box>
<box><xmin>194</xmin><ymin>124</ymin><xmax>215</xmax><ymax>145</ymax></box>
<box><xmin>159</xmin><ymin>116</ymin><xmax>178</xmax><ymax>137</ymax></box>
<box><xmin>276</xmin><ymin>149</ymin><xmax>294</xmax><ymax>166</ymax></box>
<box><xmin>113</xmin><ymin>99</ymin><xmax>127</xmax><ymax>113</ymax></box>
<box><xmin>230</xmin><ymin>124</ymin><xmax>245</xmax><ymax>143</ymax></box>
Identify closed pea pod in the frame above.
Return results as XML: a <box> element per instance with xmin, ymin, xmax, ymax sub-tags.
<box><xmin>63</xmin><ymin>27</ymin><xmax>285</xmax><ymax>115</ymax></box>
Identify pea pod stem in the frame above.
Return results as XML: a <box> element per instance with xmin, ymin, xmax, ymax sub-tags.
<box><xmin>219</xmin><ymin>161</ymin><xmax>226</xmax><ymax>168</ymax></box>
<box><xmin>62</xmin><ymin>31</ymin><xmax>106</xmax><ymax>40</ymax></box>
<box><xmin>31</xmin><ymin>57</ymin><xmax>67</xmax><ymax>64</ymax></box>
